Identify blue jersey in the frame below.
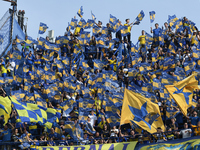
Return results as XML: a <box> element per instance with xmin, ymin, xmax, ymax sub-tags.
<box><xmin>1</xmin><ymin>129</ymin><xmax>12</xmax><ymax>142</ymax></box>
<box><xmin>153</xmin><ymin>28</ymin><xmax>162</xmax><ymax>37</ymax></box>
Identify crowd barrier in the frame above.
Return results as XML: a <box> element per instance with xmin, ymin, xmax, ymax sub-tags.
<box><xmin>0</xmin><ymin>128</ymin><xmax>200</xmax><ymax>150</ymax></box>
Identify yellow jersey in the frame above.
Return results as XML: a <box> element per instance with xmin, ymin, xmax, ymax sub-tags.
<box><xmin>138</xmin><ymin>35</ymin><xmax>146</xmax><ymax>45</ymax></box>
<box><xmin>124</xmin><ymin>23</ymin><xmax>131</xmax><ymax>33</ymax></box>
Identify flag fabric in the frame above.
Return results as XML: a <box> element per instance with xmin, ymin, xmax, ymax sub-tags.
<box><xmin>77</xmin><ymin>6</ymin><xmax>83</xmax><ymax>18</ymax></box>
<box><xmin>64</xmin><ymin>121</ymin><xmax>83</xmax><ymax>141</ymax></box>
<box><xmin>69</xmin><ymin>18</ymin><xmax>78</xmax><ymax>30</ymax></box>
<box><xmin>38</xmin><ymin>22</ymin><xmax>48</xmax><ymax>34</ymax></box>
<box><xmin>96</xmin><ymin>37</ymin><xmax>105</xmax><ymax>47</ymax></box>
<box><xmin>44</xmin><ymin>40</ymin><xmax>60</xmax><ymax>51</ymax></box>
<box><xmin>165</xmin><ymin>74</ymin><xmax>199</xmax><ymax>116</ymax></box>
<box><xmin>60</xmin><ymin>100</ymin><xmax>75</xmax><ymax>116</ymax></box>
<box><xmin>109</xmin><ymin>14</ymin><xmax>118</xmax><ymax>26</ymax></box>
<box><xmin>78</xmin><ymin>18</ymin><xmax>86</xmax><ymax>28</ymax></box>
<box><xmin>0</xmin><ymin>96</ymin><xmax>12</xmax><ymax>125</ymax></box>
<box><xmin>84</xmin><ymin>19</ymin><xmax>94</xmax><ymax>29</ymax></box>
<box><xmin>121</xmin><ymin>88</ymin><xmax>165</xmax><ymax>133</ymax></box>
<box><xmin>168</xmin><ymin>15</ymin><xmax>178</xmax><ymax>27</ymax></box>
<box><xmin>56</xmin><ymin>36</ymin><xmax>69</xmax><ymax>46</ymax></box>
<box><xmin>25</xmin><ymin>36</ymin><xmax>38</xmax><ymax>47</ymax></box>
<box><xmin>93</xmin><ymin>25</ymin><xmax>101</xmax><ymax>35</ymax></box>
<box><xmin>149</xmin><ymin>11</ymin><xmax>156</xmax><ymax>23</ymax></box>
<box><xmin>11</xmin><ymin>97</ymin><xmax>47</xmax><ymax>124</ymax></box>
<box><xmin>166</xmin><ymin>108</ymin><xmax>180</xmax><ymax>120</ymax></box>
<box><xmin>135</xmin><ymin>10</ymin><xmax>145</xmax><ymax>22</ymax></box>
<box><xmin>15</xmin><ymin>35</ymin><xmax>24</xmax><ymax>44</ymax></box>
<box><xmin>93</xmin><ymin>59</ymin><xmax>106</xmax><ymax>70</ymax></box>
<box><xmin>91</xmin><ymin>11</ymin><xmax>96</xmax><ymax>21</ymax></box>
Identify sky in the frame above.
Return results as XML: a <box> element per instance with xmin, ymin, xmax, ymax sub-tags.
<box><xmin>0</xmin><ymin>0</ymin><xmax>200</xmax><ymax>44</ymax></box>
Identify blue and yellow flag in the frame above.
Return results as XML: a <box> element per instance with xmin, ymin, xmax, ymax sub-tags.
<box><xmin>93</xmin><ymin>25</ymin><xmax>101</xmax><ymax>35</ymax></box>
<box><xmin>135</xmin><ymin>10</ymin><xmax>145</xmax><ymax>22</ymax></box>
<box><xmin>77</xmin><ymin>6</ymin><xmax>83</xmax><ymax>18</ymax></box>
<box><xmin>166</xmin><ymin>107</ymin><xmax>180</xmax><ymax>120</ymax></box>
<box><xmin>56</xmin><ymin>36</ymin><xmax>69</xmax><ymax>46</ymax></box>
<box><xmin>149</xmin><ymin>11</ymin><xmax>155</xmax><ymax>23</ymax></box>
<box><xmin>0</xmin><ymin>96</ymin><xmax>12</xmax><ymax>125</ymax></box>
<box><xmin>11</xmin><ymin>89</ymin><xmax>25</xmax><ymax>101</ymax></box>
<box><xmin>16</xmin><ymin>35</ymin><xmax>24</xmax><ymax>44</ymax></box>
<box><xmin>84</xmin><ymin>19</ymin><xmax>94</xmax><ymax>29</ymax></box>
<box><xmin>183</xmin><ymin>60</ymin><xmax>196</xmax><ymax>75</ymax></box>
<box><xmin>121</xmin><ymin>88</ymin><xmax>165</xmax><ymax>133</ymax></box>
<box><xmin>38</xmin><ymin>22</ymin><xmax>48</xmax><ymax>34</ymax></box>
<box><xmin>91</xmin><ymin>11</ymin><xmax>96</xmax><ymax>21</ymax></box>
<box><xmin>11</xmin><ymin>97</ymin><xmax>47</xmax><ymax>124</ymax></box>
<box><xmin>37</xmin><ymin>37</ymin><xmax>45</xmax><ymax>49</ymax></box>
<box><xmin>168</xmin><ymin>15</ymin><xmax>178</xmax><ymax>27</ymax></box>
<box><xmin>10</xmin><ymin>49</ymin><xmax>22</xmax><ymax>60</ymax></box>
<box><xmin>69</xmin><ymin>18</ymin><xmax>78</xmax><ymax>30</ymax></box>
<box><xmin>165</xmin><ymin>74</ymin><xmax>199</xmax><ymax>116</ymax></box>
<box><xmin>109</xmin><ymin>14</ymin><xmax>118</xmax><ymax>26</ymax></box>
<box><xmin>25</xmin><ymin>36</ymin><xmax>38</xmax><ymax>47</ymax></box>
<box><xmin>93</xmin><ymin>59</ymin><xmax>106</xmax><ymax>70</ymax></box>
<box><xmin>78</xmin><ymin>18</ymin><xmax>86</xmax><ymax>28</ymax></box>
<box><xmin>65</xmin><ymin>121</ymin><xmax>83</xmax><ymax>141</ymax></box>
<box><xmin>96</xmin><ymin>37</ymin><xmax>105</xmax><ymax>47</ymax></box>
<box><xmin>60</xmin><ymin>100</ymin><xmax>75</xmax><ymax>116</ymax></box>
<box><xmin>44</xmin><ymin>40</ymin><xmax>60</xmax><ymax>51</ymax></box>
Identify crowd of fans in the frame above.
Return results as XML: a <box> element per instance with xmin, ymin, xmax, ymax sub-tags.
<box><xmin>0</xmin><ymin>15</ymin><xmax>200</xmax><ymax>150</ymax></box>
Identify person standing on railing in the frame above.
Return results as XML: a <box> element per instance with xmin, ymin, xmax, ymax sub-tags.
<box><xmin>124</xmin><ymin>19</ymin><xmax>133</xmax><ymax>43</ymax></box>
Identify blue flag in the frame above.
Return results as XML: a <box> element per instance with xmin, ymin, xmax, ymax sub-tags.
<box><xmin>149</xmin><ymin>11</ymin><xmax>155</xmax><ymax>23</ymax></box>
<box><xmin>38</xmin><ymin>22</ymin><xmax>48</xmax><ymax>34</ymax></box>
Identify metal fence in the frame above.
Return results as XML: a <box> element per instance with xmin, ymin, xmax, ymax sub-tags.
<box><xmin>0</xmin><ymin>9</ymin><xmax>12</xmax><ymax>56</ymax></box>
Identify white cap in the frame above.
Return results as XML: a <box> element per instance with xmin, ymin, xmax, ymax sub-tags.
<box><xmin>123</xmin><ymin>68</ymin><xmax>128</xmax><ymax>72</ymax></box>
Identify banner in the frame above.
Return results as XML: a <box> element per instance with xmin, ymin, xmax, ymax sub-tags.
<box><xmin>137</xmin><ymin>137</ymin><xmax>200</xmax><ymax>150</ymax></box>
<box><xmin>39</xmin><ymin>141</ymin><xmax>137</xmax><ymax>150</ymax></box>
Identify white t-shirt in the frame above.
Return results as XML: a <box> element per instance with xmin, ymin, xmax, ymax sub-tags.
<box><xmin>88</xmin><ymin>115</ymin><xmax>97</xmax><ymax>127</ymax></box>
<box><xmin>180</xmin><ymin>129</ymin><xmax>192</xmax><ymax>138</ymax></box>
<box><xmin>7</xmin><ymin>62</ymin><xmax>15</xmax><ymax>71</ymax></box>
<box><xmin>110</xmin><ymin>129</ymin><xmax>119</xmax><ymax>137</ymax></box>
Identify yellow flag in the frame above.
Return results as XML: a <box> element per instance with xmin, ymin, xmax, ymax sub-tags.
<box><xmin>121</xmin><ymin>88</ymin><xmax>165</xmax><ymax>133</ymax></box>
<box><xmin>165</xmin><ymin>73</ymin><xmax>199</xmax><ymax>116</ymax></box>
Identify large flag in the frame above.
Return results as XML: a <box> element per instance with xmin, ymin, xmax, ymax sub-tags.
<box><xmin>0</xmin><ymin>96</ymin><xmax>12</xmax><ymax>125</ymax></box>
<box><xmin>121</xmin><ymin>88</ymin><xmax>165</xmax><ymax>133</ymax></box>
<box><xmin>10</xmin><ymin>97</ymin><xmax>47</xmax><ymax>124</ymax></box>
<box><xmin>38</xmin><ymin>22</ymin><xmax>48</xmax><ymax>34</ymax></box>
<box><xmin>149</xmin><ymin>11</ymin><xmax>155</xmax><ymax>23</ymax></box>
<box><xmin>77</xmin><ymin>6</ymin><xmax>83</xmax><ymax>18</ymax></box>
<box><xmin>165</xmin><ymin>74</ymin><xmax>199</xmax><ymax>116</ymax></box>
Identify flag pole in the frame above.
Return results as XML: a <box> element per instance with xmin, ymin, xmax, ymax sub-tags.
<box><xmin>37</xmin><ymin>23</ymin><xmax>40</xmax><ymax>40</ymax></box>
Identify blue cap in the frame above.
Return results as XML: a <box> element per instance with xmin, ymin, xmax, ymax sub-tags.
<box><xmin>61</xmin><ymin>135</ymin><xmax>65</xmax><ymax>139</ymax></box>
